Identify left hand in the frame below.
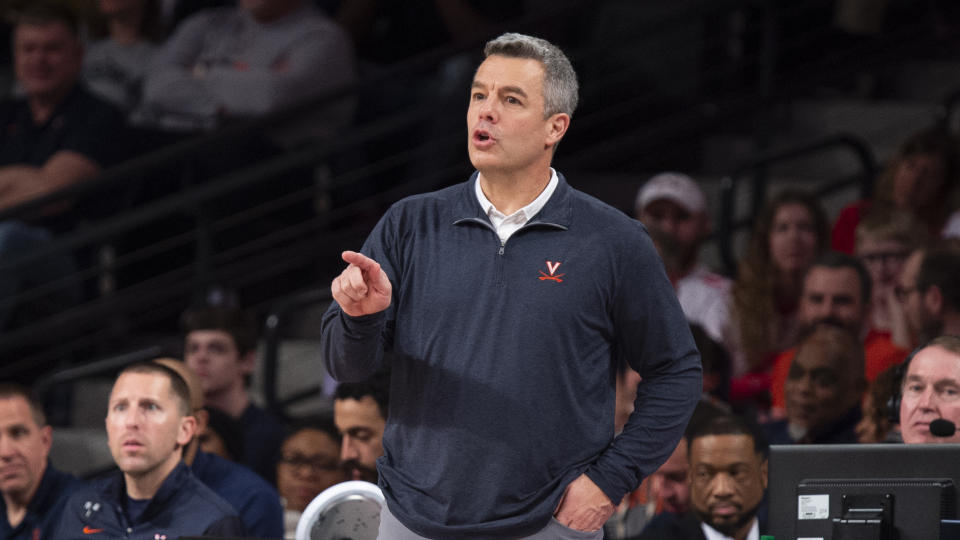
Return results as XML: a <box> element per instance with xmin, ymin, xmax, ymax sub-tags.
<box><xmin>553</xmin><ymin>474</ymin><xmax>615</xmax><ymax>532</ymax></box>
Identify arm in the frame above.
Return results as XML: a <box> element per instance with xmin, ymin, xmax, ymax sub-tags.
<box><xmin>0</xmin><ymin>151</ymin><xmax>99</xmax><ymax>210</ymax></box>
<box><xmin>203</xmin><ymin>515</ymin><xmax>248</xmax><ymax>537</ymax></box>
<box><xmin>204</xmin><ymin>23</ymin><xmax>356</xmax><ymax>117</ymax></box>
<box><xmin>559</xmin><ymin>227</ymin><xmax>701</xmax><ymax>530</ymax></box>
<box><xmin>321</xmin><ymin>250</ymin><xmax>392</xmax><ymax>382</ymax></box>
<box><xmin>321</xmin><ymin>204</ymin><xmax>399</xmax><ymax>382</ymax></box>
<box><xmin>237</xmin><ymin>487</ymin><xmax>285</xmax><ymax>538</ymax></box>
<box><xmin>140</xmin><ymin>12</ymin><xmax>222</xmax><ymax>119</ymax></box>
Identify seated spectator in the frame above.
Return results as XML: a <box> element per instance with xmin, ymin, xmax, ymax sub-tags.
<box><xmin>727</xmin><ymin>190</ymin><xmax>829</xmax><ymax>407</ymax></box>
<box><xmin>607</xmin><ymin>400</ymin><xmax>726</xmax><ymax>539</ymax></box>
<box><xmin>137</xmin><ymin>0</ymin><xmax>355</xmax><ymax>135</ymax></box>
<box><xmin>198</xmin><ymin>405</ymin><xmax>244</xmax><ymax>462</ymax></box>
<box><xmin>0</xmin><ymin>3</ymin><xmax>127</xmax><ymax>329</ymax></box>
<box><xmin>156</xmin><ymin>358</ymin><xmax>284</xmax><ymax>538</ymax></box>
<box><xmin>333</xmin><ymin>371</ymin><xmax>388</xmax><ymax>483</ymax></box>
<box><xmin>182</xmin><ymin>305</ymin><xmax>284</xmax><ymax>485</ymax></box>
<box><xmin>83</xmin><ymin>0</ymin><xmax>162</xmax><ymax>113</ymax></box>
<box><xmin>765</xmin><ymin>324</ymin><xmax>866</xmax><ymax>445</ymax></box>
<box><xmin>854</xmin><ymin>208</ymin><xmax>929</xmax><ymax>337</ymax></box>
<box><xmin>635</xmin><ymin>172</ymin><xmax>732</xmax><ymax>347</ymax></box>
<box><xmin>636</xmin><ymin>413</ymin><xmax>768</xmax><ymax>540</ymax></box>
<box><xmin>832</xmin><ymin>126</ymin><xmax>959</xmax><ymax>254</ymax></box>
<box><xmin>769</xmin><ymin>252</ymin><xmax>909</xmax><ymax>415</ymax></box>
<box><xmin>897</xmin><ymin>335</ymin><xmax>960</xmax><ymax>444</ymax></box>
<box><xmin>52</xmin><ymin>362</ymin><xmax>245</xmax><ymax>538</ymax></box>
<box><xmin>856</xmin><ymin>363</ymin><xmax>904</xmax><ymax>443</ymax></box>
<box><xmin>0</xmin><ymin>383</ymin><xmax>81</xmax><ymax>540</ymax></box>
<box><xmin>276</xmin><ymin>416</ymin><xmax>346</xmax><ymax>539</ymax></box>
<box><xmin>895</xmin><ymin>247</ymin><xmax>960</xmax><ymax>347</ymax></box>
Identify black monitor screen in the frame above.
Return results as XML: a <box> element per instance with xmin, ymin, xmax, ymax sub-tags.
<box><xmin>769</xmin><ymin>443</ymin><xmax>960</xmax><ymax>540</ymax></box>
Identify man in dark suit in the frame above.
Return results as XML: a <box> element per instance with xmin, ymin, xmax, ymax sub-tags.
<box><xmin>637</xmin><ymin>414</ymin><xmax>768</xmax><ymax>540</ymax></box>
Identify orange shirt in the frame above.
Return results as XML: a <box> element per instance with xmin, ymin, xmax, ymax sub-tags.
<box><xmin>771</xmin><ymin>329</ymin><xmax>909</xmax><ymax>411</ymax></box>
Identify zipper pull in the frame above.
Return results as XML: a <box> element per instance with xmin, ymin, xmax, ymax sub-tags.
<box><xmin>498</xmin><ymin>244</ymin><xmax>505</xmax><ymax>255</ymax></box>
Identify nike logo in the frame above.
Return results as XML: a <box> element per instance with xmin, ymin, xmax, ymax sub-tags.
<box><xmin>83</xmin><ymin>526</ymin><xmax>103</xmax><ymax>534</ymax></box>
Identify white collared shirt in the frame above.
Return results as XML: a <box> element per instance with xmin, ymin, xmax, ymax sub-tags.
<box><xmin>475</xmin><ymin>169</ymin><xmax>559</xmax><ymax>244</ymax></box>
<box><xmin>701</xmin><ymin>519</ymin><xmax>759</xmax><ymax>540</ymax></box>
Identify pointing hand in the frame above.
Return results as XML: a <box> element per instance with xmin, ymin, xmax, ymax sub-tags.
<box><xmin>331</xmin><ymin>251</ymin><xmax>392</xmax><ymax>317</ymax></box>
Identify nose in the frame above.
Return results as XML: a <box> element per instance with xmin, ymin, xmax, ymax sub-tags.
<box><xmin>657</xmin><ymin>217</ymin><xmax>679</xmax><ymax>236</ymax></box>
<box><xmin>476</xmin><ymin>97</ymin><xmax>497</xmax><ymax>122</ymax></box>
<box><xmin>340</xmin><ymin>437</ymin><xmax>359</xmax><ymax>462</ymax></box>
<box><xmin>711</xmin><ymin>473</ymin><xmax>735</xmax><ymax>498</ymax></box>
<box><xmin>0</xmin><ymin>435</ymin><xmax>12</xmax><ymax>458</ymax></box>
<box><xmin>916</xmin><ymin>386</ymin><xmax>938</xmax><ymax>412</ymax></box>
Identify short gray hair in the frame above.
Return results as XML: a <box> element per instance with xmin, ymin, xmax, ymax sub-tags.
<box><xmin>483</xmin><ymin>32</ymin><xmax>579</xmax><ymax>118</ymax></box>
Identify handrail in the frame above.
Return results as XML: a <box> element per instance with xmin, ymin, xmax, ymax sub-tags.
<box><xmin>262</xmin><ymin>288</ymin><xmax>333</xmax><ymax>413</ymax></box>
<box><xmin>717</xmin><ymin>133</ymin><xmax>877</xmax><ymax>275</ymax></box>
<box><xmin>33</xmin><ymin>346</ymin><xmax>163</xmax><ymax>407</ymax></box>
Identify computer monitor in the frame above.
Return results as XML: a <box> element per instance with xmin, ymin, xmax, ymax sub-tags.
<box><xmin>769</xmin><ymin>443</ymin><xmax>960</xmax><ymax>540</ymax></box>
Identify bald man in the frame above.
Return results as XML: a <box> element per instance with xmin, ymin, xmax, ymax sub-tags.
<box><xmin>154</xmin><ymin>358</ymin><xmax>283</xmax><ymax>538</ymax></box>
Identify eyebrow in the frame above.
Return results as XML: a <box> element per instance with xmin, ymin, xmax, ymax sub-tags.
<box><xmin>471</xmin><ymin>80</ymin><xmax>529</xmax><ymax>98</ymax></box>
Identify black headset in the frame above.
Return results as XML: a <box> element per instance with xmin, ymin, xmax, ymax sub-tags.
<box><xmin>885</xmin><ymin>344</ymin><xmax>926</xmax><ymax>425</ymax></box>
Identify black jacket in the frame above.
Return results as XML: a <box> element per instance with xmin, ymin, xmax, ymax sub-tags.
<box><xmin>50</xmin><ymin>462</ymin><xmax>245</xmax><ymax>539</ymax></box>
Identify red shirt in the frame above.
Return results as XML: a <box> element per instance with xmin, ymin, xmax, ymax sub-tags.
<box><xmin>770</xmin><ymin>329</ymin><xmax>909</xmax><ymax>411</ymax></box>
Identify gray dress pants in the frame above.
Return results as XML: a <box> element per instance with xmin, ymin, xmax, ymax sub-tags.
<box><xmin>377</xmin><ymin>502</ymin><xmax>604</xmax><ymax>539</ymax></box>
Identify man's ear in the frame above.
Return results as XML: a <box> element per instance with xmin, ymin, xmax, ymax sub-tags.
<box><xmin>760</xmin><ymin>458</ymin><xmax>769</xmax><ymax>490</ymax></box>
<box><xmin>177</xmin><ymin>415</ymin><xmax>198</xmax><ymax>448</ymax></box>
<box><xmin>39</xmin><ymin>424</ymin><xmax>53</xmax><ymax>455</ymax></box>
<box><xmin>194</xmin><ymin>408</ymin><xmax>210</xmax><ymax>435</ymax></box>
<box><xmin>239</xmin><ymin>350</ymin><xmax>256</xmax><ymax>377</ymax></box>
<box><xmin>545</xmin><ymin>113</ymin><xmax>570</xmax><ymax>148</ymax></box>
<box><xmin>923</xmin><ymin>285</ymin><xmax>943</xmax><ymax>316</ymax></box>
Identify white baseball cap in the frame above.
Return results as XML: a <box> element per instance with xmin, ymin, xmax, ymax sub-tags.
<box><xmin>635</xmin><ymin>172</ymin><xmax>706</xmax><ymax>214</ymax></box>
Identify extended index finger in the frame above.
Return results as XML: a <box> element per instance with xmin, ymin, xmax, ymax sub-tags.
<box><xmin>341</xmin><ymin>250</ymin><xmax>380</xmax><ymax>272</ymax></box>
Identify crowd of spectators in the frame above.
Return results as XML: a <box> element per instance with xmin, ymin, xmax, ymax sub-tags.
<box><xmin>615</xmin><ymin>122</ymin><xmax>960</xmax><ymax>538</ymax></box>
<box><xmin>2</xmin><ymin>1</ymin><xmax>960</xmax><ymax>539</ymax></box>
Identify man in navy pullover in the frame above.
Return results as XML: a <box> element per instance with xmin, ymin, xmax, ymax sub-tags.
<box><xmin>52</xmin><ymin>363</ymin><xmax>245</xmax><ymax>539</ymax></box>
<box><xmin>320</xmin><ymin>32</ymin><xmax>702</xmax><ymax>539</ymax></box>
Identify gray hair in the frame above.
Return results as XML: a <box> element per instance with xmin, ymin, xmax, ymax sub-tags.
<box><xmin>483</xmin><ymin>32</ymin><xmax>579</xmax><ymax>118</ymax></box>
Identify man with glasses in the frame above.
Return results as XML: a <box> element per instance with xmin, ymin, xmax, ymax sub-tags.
<box><xmin>898</xmin><ymin>335</ymin><xmax>960</xmax><ymax>444</ymax></box>
<box><xmin>853</xmin><ymin>209</ymin><xmax>929</xmax><ymax>337</ymax></box>
<box><xmin>275</xmin><ymin>417</ymin><xmax>345</xmax><ymax>534</ymax></box>
<box><xmin>896</xmin><ymin>249</ymin><xmax>960</xmax><ymax>346</ymax></box>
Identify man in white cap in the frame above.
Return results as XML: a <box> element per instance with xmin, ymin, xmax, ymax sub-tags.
<box><xmin>636</xmin><ymin>172</ymin><xmax>731</xmax><ymax>346</ymax></box>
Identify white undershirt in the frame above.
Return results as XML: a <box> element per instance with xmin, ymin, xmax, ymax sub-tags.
<box><xmin>474</xmin><ymin>169</ymin><xmax>558</xmax><ymax>244</ymax></box>
<box><xmin>701</xmin><ymin>519</ymin><xmax>759</xmax><ymax>540</ymax></box>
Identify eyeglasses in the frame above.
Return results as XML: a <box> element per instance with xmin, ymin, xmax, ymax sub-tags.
<box><xmin>279</xmin><ymin>452</ymin><xmax>340</xmax><ymax>474</ymax></box>
<box><xmin>860</xmin><ymin>251</ymin><xmax>910</xmax><ymax>267</ymax></box>
<box><xmin>894</xmin><ymin>285</ymin><xmax>919</xmax><ymax>303</ymax></box>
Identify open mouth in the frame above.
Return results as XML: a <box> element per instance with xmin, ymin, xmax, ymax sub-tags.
<box><xmin>473</xmin><ymin>130</ymin><xmax>493</xmax><ymax>144</ymax></box>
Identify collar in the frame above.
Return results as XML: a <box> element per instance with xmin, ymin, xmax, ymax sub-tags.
<box><xmin>24</xmin><ymin>83</ymin><xmax>84</xmax><ymax>129</ymax></box>
<box><xmin>105</xmin><ymin>461</ymin><xmax>191</xmax><ymax>524</ymax></box>
<box><xmin>701</xmin><ymin>518</ymin><xmax>759</xmax><ymax>540</ymax></box>
<box><xmin>474</xmin><ymin>168</ymin><xmax>558</xmax><ymax>222</ymax></box>
<box><xmin>454</xmin><ymin>171</ymin><xmax>572</xmax><ymax>229</ymax></box>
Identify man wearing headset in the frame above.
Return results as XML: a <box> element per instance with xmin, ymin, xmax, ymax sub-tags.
<box><xmin>897</xmin><ymin>335</ymin><xmax>960</xmax><ymax>444</ymax></box>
